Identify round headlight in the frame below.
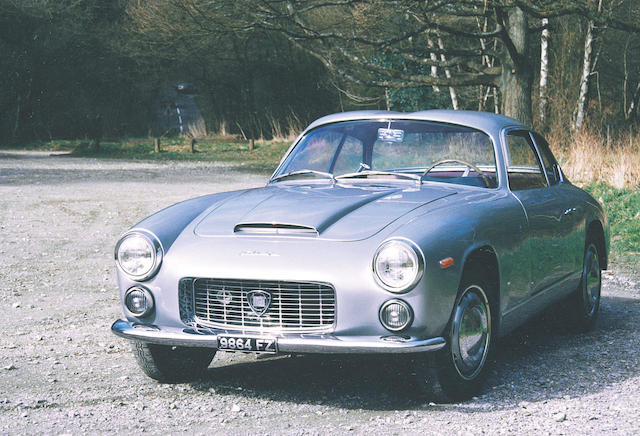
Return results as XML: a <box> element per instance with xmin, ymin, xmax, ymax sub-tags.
<box><xmin>379</xmin><ymin>299</ymin><xmax>413</xmax><ymax>332</ymax></box>
<box><xmin>373</xmin><ymin>239</ymin><xmax>423</xmax><ymax>291</ymax></box>
<box><xmin>115</xmin><ymin>232</ymin><xmax>162</xmax><ymax>280</ymax></box>
<box><xmin>124</xmin><ymin>286</ymin><xmax>155</xmax><ymax>317</ymax></box>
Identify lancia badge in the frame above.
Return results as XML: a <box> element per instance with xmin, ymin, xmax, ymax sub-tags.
<box><xmin>246</xmin><ymin>290</ymin><xmax>271</xmax><ymax>317</ymax></box>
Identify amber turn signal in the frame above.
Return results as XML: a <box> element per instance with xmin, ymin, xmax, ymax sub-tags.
<box><xmin>439</xmin><ymin>257</ymin><xmax>454</xmax><ymax>269</ymax></box>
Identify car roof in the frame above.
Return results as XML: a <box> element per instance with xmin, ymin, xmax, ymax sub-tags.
<box><xmin>303</xmin><ymin>110</ymin><xmax>528</xmax><ymax>135</ymax></box>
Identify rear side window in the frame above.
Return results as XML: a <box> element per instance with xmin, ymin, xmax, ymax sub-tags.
<box><xmin>532</xmin><ymin>132</ymin><xmax>561</xmax><ymax>185</ymax></box>
<box><xmin>506</xmin><ymin>131</ymin><xmax>547</xmax><ymax>190</ymax></box>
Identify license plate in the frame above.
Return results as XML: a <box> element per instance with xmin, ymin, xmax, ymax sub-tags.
<box><xmin>217</xmin><ymin>335</ymin><xmax>278</xmax><ymax>353</ymax></box>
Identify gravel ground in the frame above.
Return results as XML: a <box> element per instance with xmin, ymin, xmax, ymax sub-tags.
<box><xmin>1</xmin><ymin>150</ymin><xmax>639</xmax><ymax>435</ymax></box>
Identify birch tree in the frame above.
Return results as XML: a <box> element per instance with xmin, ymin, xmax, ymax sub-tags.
<box><xmin>539</xmin><ymin>18</ymin><xmax>550</xmax><ymax>128</ymax></box>
<box><xmin>574</xmin><ymin>0</ymin><xmax>603</xmax><ymax>131</ymax></box>
<box><xmin>437</xmin><ymin>36</ymin><xmax>459</xmax><ymax>110</ymax></box>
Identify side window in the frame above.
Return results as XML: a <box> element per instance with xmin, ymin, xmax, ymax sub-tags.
<box><xmin>532</xmin><ymin>132</ymin><xmax>561</xmax><ymax>185</ymax></box>
<box><xmin>506</xmin><ymin>131</ymin><xmax>547</xmax><ymax>190</ymax></box>
<box><xmin>333</xmin><ymin>136</ymin><xmax>363</xmax><ymax>175</ymax></box>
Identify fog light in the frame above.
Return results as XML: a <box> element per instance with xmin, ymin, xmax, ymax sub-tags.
<box><xmin>379</xmin><ymin>299</ymin><xmax>413</xmax><ymax>332</ymax></box>
<box><xmin>124</xmin><ymin>286</ymin><xmax>154</xmax><ymax>318</ymax></box>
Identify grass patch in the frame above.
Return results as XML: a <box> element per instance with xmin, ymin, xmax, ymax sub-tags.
<box><xmin>15</xmin><ymin>137</ymin><xmax>291</xmax><ymax>175</ymax></box>
<box><xmin>583</xmin><ymin>183</ymin><xmax>640</xmax><ymax>266</ymax></box>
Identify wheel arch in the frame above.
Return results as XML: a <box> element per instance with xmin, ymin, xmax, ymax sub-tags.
<box><xmin>459</xmin><ymin>245</ymin><xmax>501</xmax><ymax>334</ymax></box>
<box><xmin>586</xmin><ymin>219</ymin><xmax>607</xmax><ymax>270</ymax></box>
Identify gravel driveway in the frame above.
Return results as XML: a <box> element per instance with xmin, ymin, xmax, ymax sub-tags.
<box><xmin>1</xmin><ymin>151</ymin><xmax>639</xmax><ymax>435</ymax></box>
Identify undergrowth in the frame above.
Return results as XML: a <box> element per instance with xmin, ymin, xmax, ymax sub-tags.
<box><xmin>583</xmin><ymin>183</ymin><xmax>640</xmax><ymax>264</ymax></box>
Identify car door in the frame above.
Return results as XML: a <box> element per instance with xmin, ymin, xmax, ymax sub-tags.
<box><xmin>505</xmin><ymin>130</ymin><xmax>575</xmax><ymax>296</ymax></box>
<box><xmin>531</xmin><ymin>132</ymin><xmax>584</xmax><ymax>275</ymax></box>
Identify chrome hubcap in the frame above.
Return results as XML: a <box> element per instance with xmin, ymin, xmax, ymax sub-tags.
<box><xmin>451</xmin><ymin>285</ymin><xmax>491</xmax><ymax>380</ymax></box>
<box><xmin>584</xmin><ymin>245</ymin><xmax>601</xmax><ymax>316</ymax></box>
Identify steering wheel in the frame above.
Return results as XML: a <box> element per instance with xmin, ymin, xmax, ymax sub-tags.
<box><xmin>422</xmin><ymin>158</ymin><xmax>491</xmax><ymax>187</ymax></box>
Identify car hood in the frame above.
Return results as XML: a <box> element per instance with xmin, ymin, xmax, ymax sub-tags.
<box><xmin>194</xmin><ymin>182</ymin><xmax>457</xmax><ymax>241</ymax></box>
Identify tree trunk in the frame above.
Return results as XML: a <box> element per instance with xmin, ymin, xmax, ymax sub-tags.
<box><xmin>574</xmin><ymin>20</ymin><xmax>595</xmax><ymax>131</ymax></box>
<box><xmin>627</xmin><ymin>82</ymin><xmax>640</xmax><ymax>120</ymax></box>
<box><xmin>500</xmin><ymin>7</ymin><xmax>533</xmax><ymax>126</ymax></box>
<box><xmin>11</xmin><ymin>96</ymin><xmax>21</xmax><ymax>143</ymax></box>
<box><xmin>426</xmin><ymin>37</ymin><xmax>441</xmax><ymax>94</ymax></box>
<box><xmin>154</xmin><ymin>138</ymin><xmax>161</xmax><ymax>153</ymax></box>
<box><xmin>623</xmin><ymin>36</ymin><xmax>639</xmax><ymax>121</ymax></box>
<box><xmin>539</xmin><ymin>18</ymin><xmax>550</xmax><ymax>129</ymax></box>
<box><xmin>574</xmin><ymin>0</ymin><xmax>602</xmax><ymax>131</ymax></box>
<box><xmin>438</xmin><ymin>37</ymin><xmax>459</xmax><ymax>110</ymax></box>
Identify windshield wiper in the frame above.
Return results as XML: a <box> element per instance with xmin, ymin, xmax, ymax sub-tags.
<box><xmin>336</xmin><ymin>170</ymin><xmax>422</xmax><ymax>182</ymax></box>
<box><xmin>270</xmin><ymin>169</ymin><xmax>335</xmax><ymax>182</ymax></box>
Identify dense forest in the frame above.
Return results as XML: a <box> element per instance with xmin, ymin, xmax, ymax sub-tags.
<box><xmin>1</xmin><ymin>0</ymin><xmax>639</xmax><ymax>144</ymax></box>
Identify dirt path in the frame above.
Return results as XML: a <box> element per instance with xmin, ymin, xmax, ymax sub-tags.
<box><xmin>1</xmin><ymin>151</ymin><xmax>639</xmax><ymax>435</ymax></box>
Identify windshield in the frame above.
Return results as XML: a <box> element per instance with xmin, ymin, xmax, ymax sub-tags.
<box><xmin>273</xmin><ymin>120</ymin><xmax>497</xmax><ymax>188</ymax></box>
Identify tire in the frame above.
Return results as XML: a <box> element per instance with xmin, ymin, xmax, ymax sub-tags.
<box><xmin>132</xmin><ymin>341</ymin><xmax>216</xmax><ymax>383</ymax></box>
<box><xmin>414</xmin><ymin>270</ymin><xmax>494</xmax><ymax>403</ymax></box>
<box><xmin>566</xmin><ymin>242</ymin><xmax>601</xmax><ymax>332</ymax></box>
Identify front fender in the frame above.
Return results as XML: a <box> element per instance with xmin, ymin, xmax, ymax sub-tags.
<box><xmin>125</xmin><ymin>190</ymin><xmax>247</xmax><ymax>253</ymax></box>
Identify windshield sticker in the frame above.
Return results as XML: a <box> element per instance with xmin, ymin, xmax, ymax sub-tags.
<box><xmin>378</xmin><ymin>128</ymin><xmax>405</xmax><ymax>142</ymax></box>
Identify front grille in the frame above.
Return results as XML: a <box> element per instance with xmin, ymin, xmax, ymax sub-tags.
<box><xmin>191</xmin><ymin>278</ymin><xmax>336</xmax><ymax>332</ymax></box>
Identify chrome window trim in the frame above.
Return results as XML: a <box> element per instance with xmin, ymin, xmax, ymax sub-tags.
<box><xmin>502</xmin><ymin>127</ymin><xmax>550</xmax><ymax>191</ymax></box>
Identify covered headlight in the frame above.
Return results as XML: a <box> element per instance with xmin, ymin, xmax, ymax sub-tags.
<box><xmin>373</xmin><ymin>239</ymin><xmax>424</xmax><ymax>292</ymax></box>
<box><xmin>115</xmin><ymin>231</ymin><xmax>163</xmax><ymax>281</ymax></box>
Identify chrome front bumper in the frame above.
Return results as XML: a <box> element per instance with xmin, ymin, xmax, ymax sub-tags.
<box><xmin>111</xmin><ymin>319</ymin><xmax>446</xmax><ymax>354</ymax></box>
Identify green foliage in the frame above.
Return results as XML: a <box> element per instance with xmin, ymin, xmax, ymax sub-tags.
<box><xmin>372</xmin><ymin>55</ymin><xmax>452</xmax><ymax>111</ymax></box>
<box><xmin>583</xmin><ymin>183</ymin><xmax>640</xmax><ymax>262</ymax></box>
<box><xmin>388</xmin><ymin>87</ymin><xmax>452</xmax><ymax>112</ymax></box>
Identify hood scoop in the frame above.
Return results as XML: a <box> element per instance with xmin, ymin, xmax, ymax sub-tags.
<box><xmin>234</xmin><ymin>222</ymin><xmax>319</xmax><ymax>236</ymax></box>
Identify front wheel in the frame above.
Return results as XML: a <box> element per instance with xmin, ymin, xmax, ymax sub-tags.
<box><xmin>132</xmin><ymin>342</ymin><xmax>216</xmax><ymax>383</ymax></box>
<box><xmin>566</xmin><ymin>242</ymin><xmax>601</xmax><ymax>332</ymax></box>
<box><xmin>415</xmin><ymin>275</ymin><xmax>493</xmax><ymax>403</ymax></box>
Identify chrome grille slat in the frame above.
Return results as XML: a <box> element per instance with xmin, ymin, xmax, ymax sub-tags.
<box><xmin>191</xmin><ymin>278</ymin><xmax>336</xmax><ymax>332</ymax></box>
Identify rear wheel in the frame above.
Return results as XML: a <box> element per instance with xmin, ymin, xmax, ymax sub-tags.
<box><xmin>132</xmin><ymin>342</ymin><xmax>216</xmax><ymax>382</ymax></box>
<box><xmin>566</xmin><ymin>242</ymin><xmax>601</xmax><ymax>332</ymax></box>
<box><xmin>415</xmin><ymin>271</ymin><xmax>493</xmax><ymax>402</ymax></box>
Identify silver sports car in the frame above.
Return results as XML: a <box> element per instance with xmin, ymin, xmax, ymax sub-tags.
<box><xmin>111</xmin><ymin>110</ymin><xmax>609</xmax><ymax>401</ymax></box>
